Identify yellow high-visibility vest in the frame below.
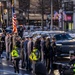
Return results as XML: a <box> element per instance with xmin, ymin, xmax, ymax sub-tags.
<box><xmin>73</xmin><ymin>64</ymin><xmax>75</xmax><ymax>75</ymax></box>
<box><xmin>29</xmin><ymin>49</ymin><xmax>40</xmax><ymax>61</ymax></box>
<box><xmin>11</xmin><ymin>49</ymin><xmax>19</xmax><ymax>57</ymax></box>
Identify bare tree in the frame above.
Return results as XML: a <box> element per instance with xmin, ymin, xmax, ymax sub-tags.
<box><xmin>18</xmin><ymin>0</ymin><xmax>30</xmax><ymax>24</ymax></box>
<box><xmin>18</xmin><ymin>0</ymin><xmax>62</xmax><ymax>26</ymax></box>
<box><xmin>19</xmin><ymin>0</ymin><xmax>30</xmax><ymax>12</ymax></box>
<box><xmin>37</xmin><ymin>0</ymin><xmax>62</xmax><ymax>30</ymax></box>
<box><xmin>37</xmin><ymin>0</ymin><xmax>51</xmax><ymax>30</ymax></box>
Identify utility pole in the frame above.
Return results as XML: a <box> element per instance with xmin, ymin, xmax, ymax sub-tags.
<box><xmin>27</xmin><ymin>0</ymin><xmax>30</xmax><ymax>25</ymax></box>
<box><xmin>50</xmin><ymin>0</ymin><xmax>53</xmax><ymax>30</ymax></box>
<box><xmin>41</xmin><ymin>0</ymin><xmax>44</xmax><ymax>31</ymax></box>
<box><xmin>6</xmin><ymin>0</ymin><xmax>9</xmax><ymax>27</ymax></box>
<box><xmin>28</xmin><ymin>8</ymin><xmax>29</xmax><ymax>25</ymax></box>
<box><xmin>61</xmin><ymin>12</ymin><xmax>64</xmax><ymax>31</ymax></box>
<box><xmin>72</xmin><ymin>0</ymin><xmax>75</xmax><ymax>29</ymax></box>
<box><xmin>59</xmin><ymin>0</ymin><xmax>64</xmax><ymax>31</ymax></box>
<box><xmin>62</xmin><ymin>0</ymin><xmax>64</xmax><ymax>31</ymax></box>
<box><xmin>0</xmin><ymin>2</ymin><xmax>2</xmax><ymax>28</ymax></box>
<box><xmin>12</xmin><ymin>0</ymin><xmax>16</xmax><ymax>47</ymax></box>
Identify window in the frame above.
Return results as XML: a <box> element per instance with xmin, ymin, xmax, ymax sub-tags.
<box><xmin>54</xmin><ymin>33</ymin><xmax>72</xmax><ymax>40</ymax></box>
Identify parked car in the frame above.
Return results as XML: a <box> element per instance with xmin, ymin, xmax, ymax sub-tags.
<box><xmin>5</xmin><ymin>29</ymin><xmax>12</xmax><ymax>34</ymax></box>
<box><xmin>31</xmin><ymin>31</ymin><xmax>75</xmax><ymax>57</ymax></box>
<box><xmin>53</xmin><ymin>32</ymin><xmax>75</xmax><ymax>57</ymax></box>
<box><xmin>67</xmin><ymin>30</ymin><xmax>75</xmax><ymax>39</ymax></box>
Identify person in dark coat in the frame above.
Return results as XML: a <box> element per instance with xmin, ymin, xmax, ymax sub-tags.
<box><xmin>27</xmin><ymin>36</ymin><xmax>33</xmax><ymax>71</ymax></box>
<box><xmin>24</xmin><ymin>36</ymin><xmax>29</xmax><ymax>70</ymax></box>
<box><xmin>34</xmin><ymin>38</ymin><xmax>41</xmax><ymax>60</ymax></box>
<box><xmin>11</xmin><ymin>46</ymin><xmax>20</xmax><ymax>73</ymax></box>
<box><xmin>20</xmin><ymin>38</ymin><xmax>25</xmax><ymax>68</ymax></box>
<box><xmin>40</xmin><ymin>36</ymin><xmax>46</xmax><ymax>63</ymax></box>
<box><xmin>18</xmin><ymin>25</ymin><xmax>23</xmax><ymax>38</ymax></box>
<box><xmin>35</xmin><ymin>62</ymin><xmax>47</xmax><ymax>75</ymax></box>
<box><xmin>51</xmin><ymin>37</ymin><xmax>57</xmax><ymax>61</ymax></box>
<box><xmin>45</xmin><ymin>37</ymin><xmax>53</xmax><ymax>72</ymax></box>
<box><xmin>51</xmin><ymin>37</ymin><xmax>57</xmax><ymax>73</ymax></box>
<box><xmin>16</xmin><ymin>37</ymin><xmax>21</xmax><ymax>54</ymax></box>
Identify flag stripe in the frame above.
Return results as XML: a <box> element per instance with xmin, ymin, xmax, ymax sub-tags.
<box><xmin>54</xmin><ymin>11</ymin><xmax>59</xmax><ymax>20</ymax></box>
<box><xmin>63</xmin><ymin>12</ymin><xmax>67</xmax><ymax>21</ymax></box>
<box><xmin>12</xmin><ymin>6</ymin><xmax>17</xmax><ymax>33</ymax></box>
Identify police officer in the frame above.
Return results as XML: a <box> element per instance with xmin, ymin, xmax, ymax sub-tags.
<box><xmin>29</xmin><ymin>45</ymin><xmax>40</xmax><ymax>73</ymax></box>
<box><xmin>29</xmin><ymin>47</ymin><xmax>40</xmax><ymax>61</ymax></box>
<box><xmin>51</xmin><ymin>37</ymin><xmax>57</xmax><ymax>74</ymax></box>
<box><xmin>11</xmin><ymin>46</ymin><xmax>20</xmax><ymax>73</ymax></box>
<box><xmin>18</xmin><ymin>25</ymin><xmax>23</xmax><ymax>38</ymax></box>
<box><xmin>69</xmin><ymin>52</ymin><xmax>75</xmax><ymax>75</ymax></box>
<box><xmin>27</xmin><ymin>36</ymin><xmax>33</xmax><ymax>71</ymax></box>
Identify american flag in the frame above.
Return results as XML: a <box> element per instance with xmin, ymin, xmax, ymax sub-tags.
<box><xmin>58</xmin><ymin>13</ymin><xmax>62</xmax><ymax>22</ymax></box>
<box><xmin>58</xmin><ymin>11</ymin><xmax>67</xmax><ymax>21</ymax></box>
<box><xmin>63</xmin><ymin>11</ymin><xmax>67</xmax><ymax>21</ymax></box>
<box><xmin>12</xmin><ymin>6</ymin><xmax>17</xmax><ymax>33</ymax></box>
<box><xmin>54</xmin><ymin>11</ymin><xmax>59</xmax><ymax>20</ymax></box>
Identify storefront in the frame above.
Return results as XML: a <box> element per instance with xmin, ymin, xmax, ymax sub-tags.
<box><xmin>64</xmin><ymin>13</ymin><xmax>73</xmax><ymax>31</ymax></box>
<box><xmin>25</xmin><ymin>14</ymin><xmax>47</xmax><ymax>26</ymax></box>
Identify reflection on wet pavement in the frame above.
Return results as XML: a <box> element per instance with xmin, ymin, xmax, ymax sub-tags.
<box><xmin>0</xmin><ymin>69</ymin><xmax>30</xmax><ymax>75</ymax></box>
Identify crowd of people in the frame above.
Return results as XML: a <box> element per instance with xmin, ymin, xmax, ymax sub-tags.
<box><xmin>0</xmin><ymin>30</ymin><xmax>75</xmax><ymax>75</ymax></box>
<box><xmin>0</xmin><ymin>28</ymin><xmax>59</xmax><ymax>75</ymax></box>
<box><xmin>3</xmin><ymin>32</ymin><xmax>58</xmax><ymax>75</ymax></box>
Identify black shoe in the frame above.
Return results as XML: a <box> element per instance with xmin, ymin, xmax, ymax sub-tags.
<box><xmin>26</xmin><ymin>67</ymin><xmax>28</xmax><ymax>69</ymax></box>
<box><xmin>50</xmin><ymin>71</ymin><xmax>54</xmax><ymax>75</ymax></box>
<box><xmin>6</xmin><ymin>58</ymin><xmax>9</xmax><ymax>61</ymax></box>
<box><xmin>17</xmin><ymin>70</ymin><xmax>19</xmax><ymax>73</ymax></box>
<box><xmin>21</xmin><ymin>65</ymin><xmax>25</xmax><ymax>68</ymax></box>
<box><xmin>29</xmin><ymin>68</ymin><xmax>33</xmax><ymax>72</ymax></box>
<box><xmin>14</xmin><ymin>70</ymin><xmax>16</xmax><ymax>73</ymax></box>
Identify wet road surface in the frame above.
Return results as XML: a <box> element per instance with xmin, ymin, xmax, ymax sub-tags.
<box><xmin>0</xmin><ymin>52</ymin><xmax>70</xmax><ymax>75</ymax></box>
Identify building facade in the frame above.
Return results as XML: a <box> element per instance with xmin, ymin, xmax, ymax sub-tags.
<box><xmin>0</xmin><ymin>0</ymin><xmax>75</xmax><ymax>30</ymax></box>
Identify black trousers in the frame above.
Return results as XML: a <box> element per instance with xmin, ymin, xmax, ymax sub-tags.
<box><xmin>13</xmin><ymin>57</ymin><xmax>20</xmax><ymax>73</ymax></box>
<box><xmin>46</xmin><ymin>56</ymin><xmax>50</xmax><ymax>72</ymax></box>
<box><xmin>26</xmin><ymin>55</ymin><xmax>32</xmax><ymax>71</ymax></box>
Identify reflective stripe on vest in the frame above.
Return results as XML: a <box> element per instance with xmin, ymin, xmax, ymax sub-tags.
<box><xmin>73</xmin><ymin>64</ymin><xmax>75</xmax><ymax>72</ymax></box>
<box><xmin>11</xmin><ymin>50</ymin><xmax>19</xmax><ymax>57</ymax></box>
<box><xmin>29</xmin><ymin>49</ymin><xmax>40</xmax><ymax>61</ymax></box>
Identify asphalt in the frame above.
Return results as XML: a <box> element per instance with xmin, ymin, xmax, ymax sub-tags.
<box><xmin>0</xmin><ymin>51</ymin><xmax>71</xmax><ymax>75</ymax></box>
<box><xmin>0</xmin><ymin>52</ymin><xmax>32</xmax><ymax>75</ymax></box>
